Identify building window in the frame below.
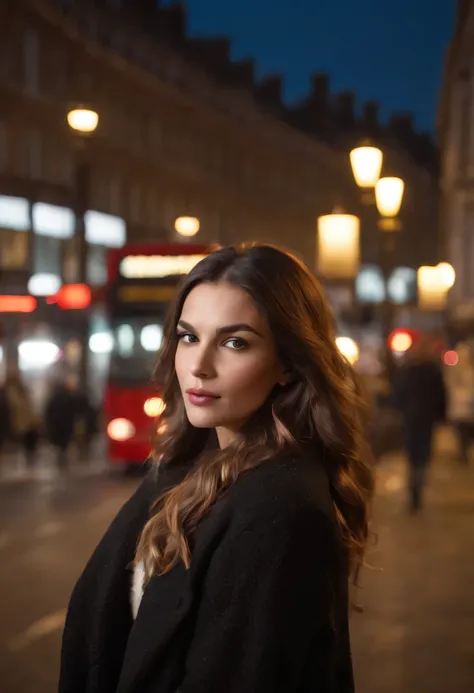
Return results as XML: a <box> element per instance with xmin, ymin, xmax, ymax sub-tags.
<box><xmin>23</xmin><ymin>28</ymin><xmax>39</xmax><ymax>96</ymax></box>
<box><xmin>0</xmin><ymin>229</ymin><xmax>29</xmax><ymax>269</ymax></box>
<box><xmin>34</xmin><ymin>235</ymin><xmax>62</xmax><ymax>275</ymax></box>
<box><xmin>87</xmin><ymin>245</ymin><xmax>107</xmax><ymax>286</ymax></box>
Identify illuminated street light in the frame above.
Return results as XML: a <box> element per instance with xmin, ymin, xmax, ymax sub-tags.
<box><xmin>437</xmin><ymin>262</ymin><xmax>456</xmax><ymax>289</ymax></box>
<box><xmin>67</xmin><ymin>108</ymin><xmax>99</xmax><ymax>134</ymax></box>
<box><xmin>417</xmin><ymin>265</ymin><xmax>448</xmax><ymax>311</ymax></box>
<box><xmin>349</xmin><ymin>145</ymin><xmax>383</xmax><ymax>188</ymax></box>
<box><xmin>175</xmin><ymin>216</ymin><xmax>200</xmax><ymax>237</ymax></box>
<box><xmin>375</xmin><ymin>177</ymin><xmax>405</xmax><ymax>231</ymax></box>
<box><xmin>317</xmin><ymin>209</ymin><xmax>360</xmax><ymax>279</ymax></box>
<box><xmin>375</xmin><ymin>177</ymin><xmax>405</xmax><ymax>218</ymax></box>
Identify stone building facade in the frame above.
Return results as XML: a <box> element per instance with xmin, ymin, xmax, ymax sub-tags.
<box><xmin>439</xmin><ymin>0</ymin><xmax>474</xmax><ymax>331</ymax></box>
<box><xmin>0</xmin><ymin>0</ymin><xmax>439</xmax><ymax>283</ymax></box>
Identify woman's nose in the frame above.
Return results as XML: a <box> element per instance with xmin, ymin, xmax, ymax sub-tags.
<box><xmin>190</xmin><ymin>346</ymin><xmax>216</xmax><ymax>380</ymax></box>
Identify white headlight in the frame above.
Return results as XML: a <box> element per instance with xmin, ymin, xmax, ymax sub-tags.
<box><xmin>18</xmin><ymin>340</ymin><xmax>61</xmax><ymax>370</ymax></box>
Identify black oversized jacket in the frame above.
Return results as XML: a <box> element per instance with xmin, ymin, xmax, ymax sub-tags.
<box><xmin>59</xmin><ymin>454</ymin><xmax>354</xmax><ymax>693</ymax></box>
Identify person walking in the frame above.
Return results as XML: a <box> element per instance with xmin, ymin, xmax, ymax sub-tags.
<box><xmin>2</xmin><ymin>372</ymin><xmax>39</xmax><ymax>467</ymax></box>
<box><xmin>392</xmin><ymin>337</ymin><xmax>447</xmax><ymax>512</ymax></box>
<box><xmin>44</xmin><ymin>374</ymin><xmax>80</xmax><ymax>470</ymax></box>
<box><xmin>59</xmin><ymin>243</ymin><xmax>374</xmax><ymax>693</ymax></box>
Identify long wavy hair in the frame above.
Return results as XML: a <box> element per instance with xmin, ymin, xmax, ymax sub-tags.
<box><xmin>136</xmin><ymin>243</ymin><xmax>374</xmax><ymax>581</ymax></box>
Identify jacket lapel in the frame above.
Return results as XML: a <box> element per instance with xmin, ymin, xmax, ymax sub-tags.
<box><xmin>116</xmin><ymin>559</ymin><xmax>194</xmax><ymax>693</ymax></box>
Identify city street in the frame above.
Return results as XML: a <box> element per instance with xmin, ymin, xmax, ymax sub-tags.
<box><xmin>0</xmin><ymin>431</ymin><xmax>473</xmax><ymax>693</ymax></box>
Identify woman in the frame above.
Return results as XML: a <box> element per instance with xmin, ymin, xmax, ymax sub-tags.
<box><xmin>59</xmin><ymin>244</ymin><xmax>374</xmax><ymax>693</ymax></box>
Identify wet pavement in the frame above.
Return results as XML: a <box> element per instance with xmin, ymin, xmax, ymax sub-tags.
<box><xmin>0</xmin><ymin>427</ymin><xmax>473</xmax><ymax>692</ymax></box>
<box><xmin>351</xmin><ymin>427</ymin><xmax>474</xmax><ymax>693</ymax></box>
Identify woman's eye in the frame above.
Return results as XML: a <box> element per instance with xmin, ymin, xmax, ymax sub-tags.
<box><xmin>224</xmin><ymin>337</ymin><xmax>247</xmax><ymax>350</ymax></box>
<box><xmin>177</xmin><ymin>332</ymin><xmax>197</xmax><ymax>343</ymax></box>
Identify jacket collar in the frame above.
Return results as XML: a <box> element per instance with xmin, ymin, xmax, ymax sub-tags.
<box><xmin>117</xmin><ymin>562</ymin><xmax>194</xmax><ymax>693</ymax></box>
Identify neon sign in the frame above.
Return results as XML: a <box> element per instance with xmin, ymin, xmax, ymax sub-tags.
<box><xmin>119</xmin><ymin>254</ymin><xmax>206</xmax><ymax>279</ymax></box>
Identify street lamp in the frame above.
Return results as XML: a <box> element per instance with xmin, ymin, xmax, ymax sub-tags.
<box><xmin>348</xmin><ymin>143</ymin><xmax>406</xmax><ymax>377</ymax></box>
<box><xmin>437</xmin><ymin>262</ymin><xmax>456</xmax><ymax>289</ymax></box>
<box><xmin>66</xmin><ymin>105</ymin><xmax>99</xmax><ymax>387</ymax></box>
<box><xmin>175</xmin><ymin>216</ymin><xmax>200</xmax><ymax>238</ymax></box>
<box><xmin>317</xmin><ymin>209</ymin><xmax>360</xmax><ymax>279</ymax></box>
<box><xmin>375</xmin><ymin>177</ymin><xmax>405</xmax><ymax>231</ymax></box>
<box><xmin>417</xmin><ymin>263</ymin><xmax>456</xmax><ymax>311</ymax></box>
<box><xmin>67</xmin><ymin>108</ymin><xmax>99</xmax><ymax>134</ymax></box>
<box><xmin>349</xmin><ymin>144</ymin><xmax>383</xmax><ymax>189</ymax></box>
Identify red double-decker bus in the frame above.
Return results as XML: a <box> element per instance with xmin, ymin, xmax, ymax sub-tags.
<box><xmin>104</xmin><ymin>243</ymin><xmax>211</xmax><ymax>467</ymax></box>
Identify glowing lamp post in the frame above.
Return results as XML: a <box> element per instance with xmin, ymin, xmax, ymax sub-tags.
<box><xmin>437</xmin><ymin>262</ymin><xmax>456</xmax><ymax>290</ymax></box>
<box><xmin>175</xmin><ymin>216</ymin><xmax>200</xmax><ymax>238</ymax></box>
<box><xmin>349</xmin><ymin>145</ymin><xmax>383</xmax><ymax>189</ymax></box>
<box><xmin>375</xmin><ymin>177</ymin><xmax>405</xmax><ymax>231</ymax></box>
<box><xmin>66</xmin><ymin>105</ymin><xmax>99</xmax><ymax>386</ymax></box>
<box><xmin>417</xmin><ymin>263</ymin><xmax>456</xmax><ymax>311</ymax></box>
<box><xmin>317</xmin><ymin>210</ymin><xmax>360</xmax><ymax>279</ymax></box>
<box><xmin>348</xmin><ymin>144</ymin><xmax>405</xmax><ymax>374</ymax></box>
<box><xmin>67</xmin><ymin>108</ymin><xmax>99</xmax><ymax>134</ymax></box>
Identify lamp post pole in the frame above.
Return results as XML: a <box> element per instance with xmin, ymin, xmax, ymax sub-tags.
<box><xmin>73</xmin><ymin>152</ymin><xmax>91</xmax><ymax>387</ymax></box>
<box><xmin>349</xmin><ymin>145</ymin><xmax>405</xmax><ymax>377</ymax></box>
<box><xmin>66</xmin><ymin>107</ymin><xmax>99</xmax><ymax>388</ymax></box>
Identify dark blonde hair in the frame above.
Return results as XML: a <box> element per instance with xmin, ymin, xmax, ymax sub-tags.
<box><xmin>136</xmin><ymin>243</ymin><xmax>374</xmax><ymax>580</ymax></box>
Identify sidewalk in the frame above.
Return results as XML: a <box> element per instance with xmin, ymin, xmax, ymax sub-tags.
<box><xmin>351</xmin><ymin>425</ymin><xmax>474</xmax><ymax>693</ymax></box>
<box><xmin>0</xmin><ymin>439</ymin><xmax>108</xmax><ymax>484</ymax></box>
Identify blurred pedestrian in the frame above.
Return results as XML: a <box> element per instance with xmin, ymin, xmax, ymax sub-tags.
<box><xmin>392</xmin><ymin>336</ymin><xmax>447</xmax><ymax>512</ymax></box>
<box><xmin>59</xmin><ymin>244</ymin><xmax>374</xmax><ymax>693</ymax></box>
<box><xmin>1</xmin><ymin>371</ymin><xmax>39</xmax><ymax>467</ymax></box>
<box><xmin>44</xmin><ymin>373</ymin><xmax>79</xmax><ymax>470</ymax></box>
<box><xmin>445</xmin><ymin>342</ymin><xmax>474</xmax><ymax>464</ymax></box>
<box><xmin>74</xmin><ymin>388</ymin><xmax>98</xmax><ymax>461</ymax></box>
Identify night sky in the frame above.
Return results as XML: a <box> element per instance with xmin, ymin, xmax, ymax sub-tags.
<box><xmin>162</xmin><ymin>0</ymin><xmax>455</xmax><ymax>134</ymax></box>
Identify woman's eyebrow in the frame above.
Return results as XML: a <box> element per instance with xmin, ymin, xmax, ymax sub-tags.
<box><xmin>177</xmin><ymin>320</ymin><xmax>263</xmax><ymax>338</ymax></box>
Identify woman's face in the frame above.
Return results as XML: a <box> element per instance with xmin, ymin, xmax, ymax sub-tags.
<box><xmin>174</xmin><ymin>281</ymin><xmax>286</xmax><ymax>447</ymax></box>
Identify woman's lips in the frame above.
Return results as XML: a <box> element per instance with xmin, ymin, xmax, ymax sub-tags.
<box><xmin>186</xmin><ymin>389</ymin><xmax>221</xmax><ymax>407</ymax></box>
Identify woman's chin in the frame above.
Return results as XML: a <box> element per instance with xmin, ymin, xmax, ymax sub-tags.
<box><xmin>185</xmin><ymin>409</ymin><xmax>220</xmax><ymax>429</ymax></box>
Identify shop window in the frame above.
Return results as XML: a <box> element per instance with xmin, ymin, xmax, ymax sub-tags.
<box><xmin>0</xmin><ymin>229</ymin><xmax>30</xmax><ymax>269</ymax></box>
<box><xmin>34</xmin><ymin>235</ymin><xmax>62</xmax><ymax>275</ymax></box>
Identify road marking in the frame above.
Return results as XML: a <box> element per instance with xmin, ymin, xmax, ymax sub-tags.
<box><xmin>34</xmin><ymin>521</ymin><xmax>63</xmax><ymax>538</ymax></box>
<box><xmin>8</xmin><ymin>608</ymin><xmax>66</xmax><ymax>652</ymax></box>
